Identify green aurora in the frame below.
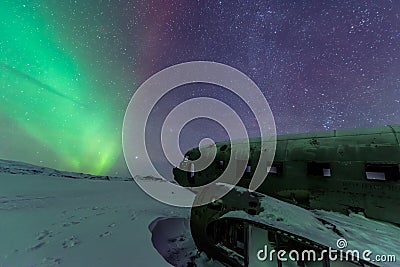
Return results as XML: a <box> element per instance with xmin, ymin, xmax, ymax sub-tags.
<box><xmin>1</xmin><ymin>1</ymin><xmax>398</xmax><ymax>177</ymax></box>
<box><xmin>0</xmin><ymin>2</ymin><xmax>127</xmax><ymax>174</ymax></box>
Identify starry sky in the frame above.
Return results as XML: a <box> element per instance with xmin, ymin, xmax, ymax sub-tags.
<box><xmin>0</xmin><ymin>0</ymin><xmax>399</xmax><ymax>177</ymax></box>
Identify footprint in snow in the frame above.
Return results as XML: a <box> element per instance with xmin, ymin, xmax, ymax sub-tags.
<box><xmin>62</xmin><ymin>221</ymin><xmax>80</xmax><ymax>227</ymax></box>
<box><xmin>130</xmin><ymin>211</ymin><xmax>137</xmax><ymax>221</ymax></box>
<box><xmin>99</xmin><ymin>231</ymin><xmax>111</xmax><ymax>238</ymax></box>
<box><xmin>28</xmin><ymin>241</ymin><xmax>46</xmax><ymax>251</ymax></box>
<box><xmin>42</xmin><ymin>257</ymin><xmax>62</xmax><ymax>266</ymax></box>
<box><xmin>36</xmin><ymin>229</ymin><xmax>52</xmax><ymax>240</ymax></box>
<box><xmin>62</xmin><ymin>236</ymin><xmax>81</xmax><ymax>248</ymax></box>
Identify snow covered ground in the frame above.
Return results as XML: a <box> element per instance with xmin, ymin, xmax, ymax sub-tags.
<box><xmin>0</xmin><ymin>160</ymin><xmax>219</xmax><ymax>267</ymax></box>
<box><xmin>4</xmin><ymin>160</ymin><xmax>396</xmax><ymax>267</ymax></box>
<box><xmin>0</xmin><ymin>159</ymin><xmax>131</xmax><ymax>181</ymax></box>
<box><xmin>222</xmin><ymin>185</ymin><xmax>400</xmax><ymax>267</ymax></box>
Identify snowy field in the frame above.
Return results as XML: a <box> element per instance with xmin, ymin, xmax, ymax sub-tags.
<box><xmin>3</xmin><ymin>159</ymin><xmax>397</xmax><ymax>267</ymax></box>
<box><xmin>0</xmin><ymin>160</ymin><xmax>220</xmax><ymax>267</ymax></box>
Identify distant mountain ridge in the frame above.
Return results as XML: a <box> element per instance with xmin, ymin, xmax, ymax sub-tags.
<box><xmin>0</xmin><ymin>159</ymin><xmax>132</xmax><ymax>181</ymax></box>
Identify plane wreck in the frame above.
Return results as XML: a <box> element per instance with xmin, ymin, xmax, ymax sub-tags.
<box><xmin>173</xmin><ymin>125</ymin><xmax>400</xmax><ymax>266</ymax></box>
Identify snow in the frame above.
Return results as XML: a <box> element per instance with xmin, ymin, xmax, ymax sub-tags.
<box><xmin>222</xmin><ymin>187</ymin><xmax>400</xmax><ymax>267</ymax></box>
<box><xmin>0</xmin><ymin>160</ymin><xmax>202</xmax><ymax>267</ymax></box>
<box><xmin>2</xmin><ymin>161</ymin><xmax>397</xmax><ymax>266</ymax></box>
<box><xmin>148</xmin><ymin>217</ymin><xmax>224</xmax><ymax>267</ymax></box>
<box><xmin>0</xmin><ymin>159</ymin><xmax>131</xmax><ymax>181</ymax></box>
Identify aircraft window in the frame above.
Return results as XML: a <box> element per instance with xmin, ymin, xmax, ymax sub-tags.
<box><xmin>187</xmin><ymin>172</ymin><xmax>195</xmax><ymax>184</ymax></box>
<box><xmin>268</xmin><ymin>166</ymin><xmax>278</xmax><ymax>173</ymax></box>
<box><xmin>246</xmin><ymin>165</ymin><xmax>251</xmax><ymax>173</ymax></box>
<box><xmin>307</xmin><ymin>162</ymin><xmax>331</xmax><ymax>176</ymax></box>
<box><xmin>268</xmin><ymin>162</ymin><xmax>283</xmax><ymax>174</ymax></box>
<box><xmin>220</xmin><ymin>144</ymin><xmax>228</xmax><ymax>151</ymax></box>
<box><xmin>365</xmin><ymin>164</ymin><xmax>400</xmax><ymax>181</ymax></box>
<box><xmin>187</xmin><ymin>163</ymin><xmax>195</xmax><ymax>184</ymax></box>
<box><xmin>323</xmin><ymin>168</ymin><xmax>331</xmax><ymax>177</ymax></box>
<box><xmin>366</xmin><ymin>171</ymin><xmax>385</xmax><ymax>180</ymax></box>
<box><xmin>241</xmin><ymin>164</ymin><xmax>252</xmax><ymax>179</ymax></box>
<box><xmin>216</xmin><ymin>160</ymin><xmax>224</xmax><ymax>170</ymax></box>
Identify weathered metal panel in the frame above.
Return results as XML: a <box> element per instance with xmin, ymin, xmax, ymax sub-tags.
<box><xmin>335</xmin><ymin>125</ymin><xmax>393</xmax><ymax>136</ymax></box>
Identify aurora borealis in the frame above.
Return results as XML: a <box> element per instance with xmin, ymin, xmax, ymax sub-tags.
<box><xmin>0</xmin><ymin>1</ymin><xmax>399</xmax><ymax>176</ymax></box>
<box><xmin>0</xmin><ymin>1</ymin><xmax>129</xmax><ymax>174</ymax></box>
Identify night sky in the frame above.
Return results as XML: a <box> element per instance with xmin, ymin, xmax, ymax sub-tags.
<box><xmin>0</xmin><ymin>1</ymin><xmax>399</xmax><ymax>177</ymax></box>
